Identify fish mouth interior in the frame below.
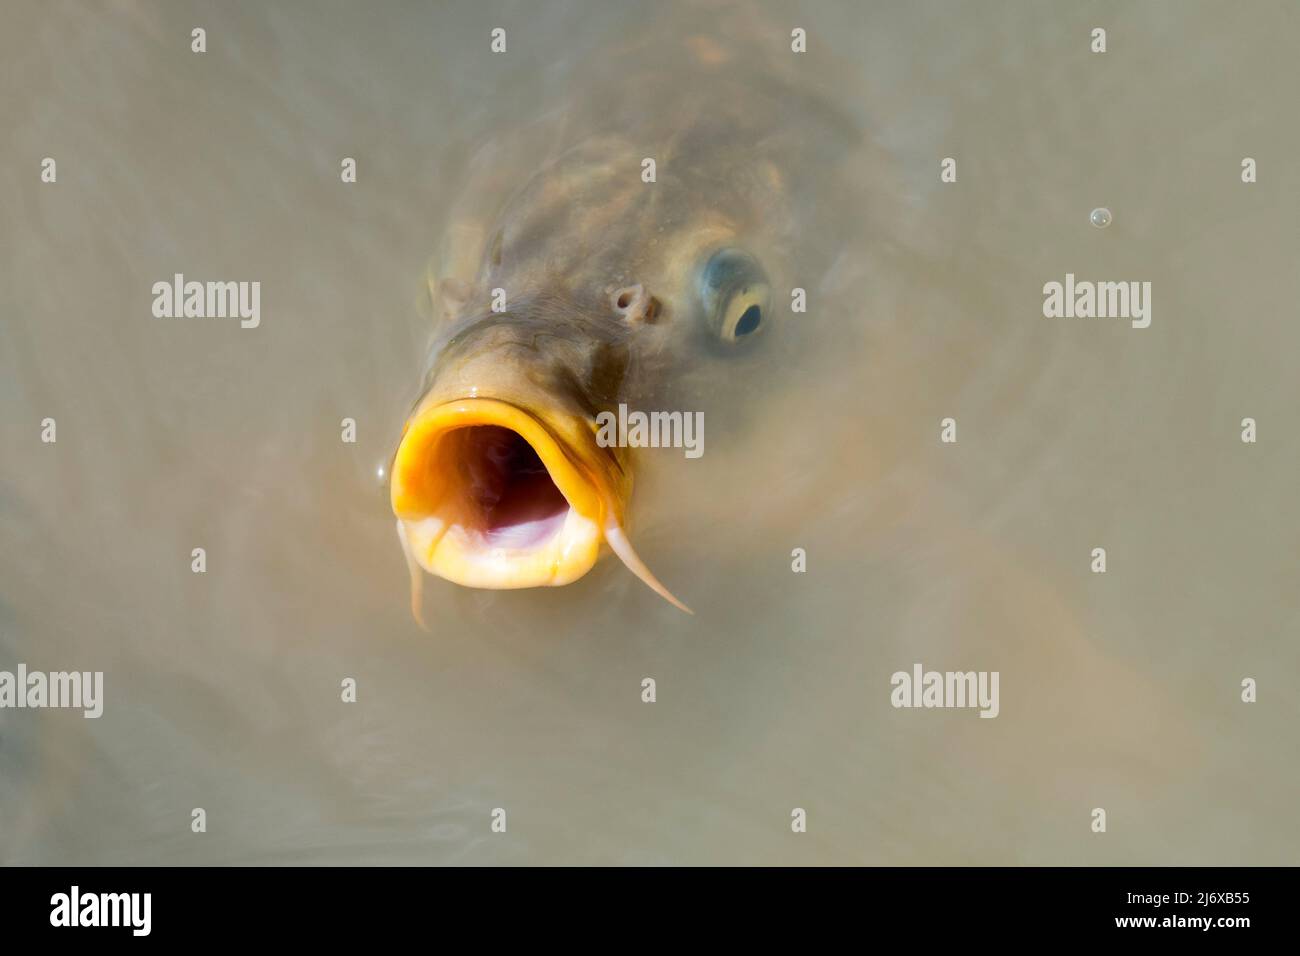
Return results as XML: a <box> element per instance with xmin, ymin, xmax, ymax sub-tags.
<box><xmin>444</xmin><ymin>425</ymin><xmax>570</xmax><ymax>548</ymax></box>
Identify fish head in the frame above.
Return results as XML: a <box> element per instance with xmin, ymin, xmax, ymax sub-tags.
<box><xmin>390</xmin><ymin>230</ymin><xmax>787</xmax><ymax>612</ymax></box>
<box><xmin>390</xmin><ymin>90</ymin><xmax>838</xmax><ymax>613</ymax></box>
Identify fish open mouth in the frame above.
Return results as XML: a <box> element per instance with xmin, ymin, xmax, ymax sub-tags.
<box><xmin>391</xmin><ymin>398</ymin><xmax>606</xmax><ymax>590</ymax></box>
<box><xmin>391</xmin><ymin>397</ymin><xmax>691</xmax><ymax>614</ymax></box>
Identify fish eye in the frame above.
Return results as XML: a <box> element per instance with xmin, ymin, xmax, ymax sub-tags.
<box><xmin>698</xmin><ymin>248</ymin><xmax>770</xmax><ymax>345</ymax></box>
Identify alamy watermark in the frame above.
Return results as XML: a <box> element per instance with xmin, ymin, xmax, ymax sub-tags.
<box><xmin>1043</xmin><ymin>273</ymin><xmax>1151</xmax><ymax>329</ymax></box>
<box><xmin>50</xmin><ymin>886</ymin><xmax>150</xmax><ymax>936</ymax></box>
<box><xmin>0</xmin><ymin>664</ymin><xmax>103</xmax><ymax>718</ymax></box>
<box><xmin>595</xmin><ymin>403</ymin><xmax>704</xmax><ymax>458</ymax></box>
<box><xmin>151</xmin><ymin>273</ymin><xmax>260</xmax><ymax>328</ymax></box>
<box><xmin>890</xmin><ymin>663</ymin><xmax>999</xmax><ymax>718</ymax></box>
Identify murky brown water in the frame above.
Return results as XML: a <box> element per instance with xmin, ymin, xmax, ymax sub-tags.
<box><xmin>2</xmin><ymin>0</ymin><xmax>1297</xmax><ymax>865</ymax></box>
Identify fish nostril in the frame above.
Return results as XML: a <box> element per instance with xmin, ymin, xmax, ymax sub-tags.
<box><xmin>613</xmin><ymin>285</ymin><xmax>642</xmax><ymax>312</ymax></box>
<box><xmin>612</xmin><ymin>284</ymin><xmax>659</xmax><ymax>323</ymax></box>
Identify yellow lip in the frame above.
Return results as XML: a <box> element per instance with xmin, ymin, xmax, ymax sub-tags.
<box><xmin>390</xmin><ymin>398</ymin><xmax>607</xmax><ymax>589</ymax></box>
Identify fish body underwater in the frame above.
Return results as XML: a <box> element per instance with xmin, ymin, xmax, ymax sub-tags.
<box><xmin>389</xmin><ymin>14</ymin><xmax>874</xmax><ymax>617</ymax></box>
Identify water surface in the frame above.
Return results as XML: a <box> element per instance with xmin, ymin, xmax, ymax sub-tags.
<box><xmin>1</xmin><ymin>0</ymin><xmax>1297</xmax><ymax>865</ymax></box>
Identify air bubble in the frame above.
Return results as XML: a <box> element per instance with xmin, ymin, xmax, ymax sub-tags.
<box><xmin>1090</xmin><ymin>207</ymin><xmax>1112</xmax><ymax>228</ymax></box>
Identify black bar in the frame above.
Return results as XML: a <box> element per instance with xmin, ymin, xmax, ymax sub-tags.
<box><xmin>0</xmin><ymin>866</ymin><xmax>1283</xmax><ymax>941</ymax></box>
